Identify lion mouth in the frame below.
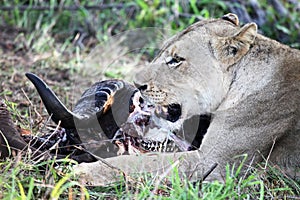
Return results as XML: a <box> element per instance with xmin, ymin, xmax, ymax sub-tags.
<box><xmin>135</xmin><ymin>84</ymin><xmax>182</xmax><ymax>122</ymax></box>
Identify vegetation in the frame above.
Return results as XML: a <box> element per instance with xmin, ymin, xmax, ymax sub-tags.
<box><xmin>0</xmin><ymin>0</ymin><xmax>300</xmax><ymax>199</ymax></box>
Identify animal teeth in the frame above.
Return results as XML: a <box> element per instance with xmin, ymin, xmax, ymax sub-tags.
<box><xmin>139</xmin><ymin>139</ymin><xmax>172</xmax><ymax>152</ymax></box>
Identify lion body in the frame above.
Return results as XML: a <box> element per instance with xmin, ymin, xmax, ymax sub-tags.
<box><xmin>134</xmin><ymin>14</ymin><xmax>300</xmax><ymax>179</ymax></box>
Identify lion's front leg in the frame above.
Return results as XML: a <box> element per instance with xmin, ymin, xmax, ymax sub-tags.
<box><xmin>199</xmin><ymin>103</ymin><xmax>295</xmax><ymax>180</ymax></box>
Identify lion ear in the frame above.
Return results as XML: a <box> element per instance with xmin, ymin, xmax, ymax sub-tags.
<box><xmin>233</xmin><ymin>23</ymin><xmax>257</xmax><ymax>45</ymax></box>
<box><xmin>211</xmin><ymin>22</ymin><xmax>258</xmax><ymax>70</ymax></box>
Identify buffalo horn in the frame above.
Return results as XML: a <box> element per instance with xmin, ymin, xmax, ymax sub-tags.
<box><xmin>26</xmin><ymin>72</ymin><xmax>78</xmax><ymax>129</ymax></box>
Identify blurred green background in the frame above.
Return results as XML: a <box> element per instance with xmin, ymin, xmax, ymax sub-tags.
<box><xmin>1</xmin><ymin>0</ymin><xmax>299</xmax><ymax>51</ymax></box>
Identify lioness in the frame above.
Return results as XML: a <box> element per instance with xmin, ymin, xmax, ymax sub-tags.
<box><xmin>62</xmin><ymin>14</ymin><xmax>300</xmax><ymax>184</ymax></box>
<box><xmin>133</xmin><ymin>13</ymin><xmax>300</xmax><ymax>179</ymax></box>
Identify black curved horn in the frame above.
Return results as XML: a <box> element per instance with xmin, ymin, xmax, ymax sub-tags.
<box><xmin>25</xmin><ymin>73</ymin><xmax>76</xmax><ymax>129</ymax></box>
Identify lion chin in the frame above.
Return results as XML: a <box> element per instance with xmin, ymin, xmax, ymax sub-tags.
<box><xmin>133</xmin><ymin>13</ymin><xmax>300</xmax><ymax>181</ymax></box>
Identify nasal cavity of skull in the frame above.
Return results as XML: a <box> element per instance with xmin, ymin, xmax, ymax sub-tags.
<box><xmin>135</xmin><ymin>115</ymin><xmax>150</xmax><ymax>126</ymax></box>
<box><xmin>129</xmin><ymin>91</ymin><xmax>145</xmax><ymax>113</ymax></box>
<box><xmin>139</xmin><ymin>96</ymin><xmax>144</xmax><ymax>104</ymax></box>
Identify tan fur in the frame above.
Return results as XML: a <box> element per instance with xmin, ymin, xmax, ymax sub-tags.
<box><xmin>74</xmin><ymin>14</ymin><xmax>300</xmax><ymax>185</ymax></box>
<box><xmin>134</xmin><ymin>14</ymin><xmax>300</xmax><ymax>180</ymax></box>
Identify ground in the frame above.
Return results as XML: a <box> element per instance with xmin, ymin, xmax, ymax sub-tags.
<box><xmin>0</xmin><ymin>24</ymin><xmax>150</xmax><ymax>139</ymax></box>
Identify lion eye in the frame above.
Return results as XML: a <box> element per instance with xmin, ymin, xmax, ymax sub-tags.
<box><xmin>228</xmin><ymin>46</ymin><xmax>238</xmax><ymax>56</ymax></box>
<box><xmin>165</xmin><ymin>54</ymin><xmax>185</xmax><ymax>68</ymax></box>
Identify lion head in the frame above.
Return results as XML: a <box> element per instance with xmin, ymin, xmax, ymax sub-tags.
<box><xmin>134</xmin><ymin>14</ymin><xmax>257</xmax><ymax>123</ymax></box>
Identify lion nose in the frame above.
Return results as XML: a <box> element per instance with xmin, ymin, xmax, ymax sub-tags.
<box><xmin>133</xmin><ymin>81</ymin><xmax>148</xmax><ymax>91</ymax></box>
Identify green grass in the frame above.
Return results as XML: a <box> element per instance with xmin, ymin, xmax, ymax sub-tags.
<box><xmin>1</xmin><ymin>152</ymin><xmax>299</xmax><ymax>199</ymax></box>
<box><xmin>0</xmin><ymin>156</ymin><xmax>84</xmax><ymax>199</ymax></box>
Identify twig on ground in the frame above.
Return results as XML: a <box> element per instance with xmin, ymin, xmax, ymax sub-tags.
<box><xmin>21</xmin><ymin>88</ymin><xmax>42</xmax><ymax>120</ymax></box>
<box><xmin>202</xmin><ymin>163</ymin><xmax>218</xmax><ymax>182</ymax></box>
<box><xmin>151</xmin><ymin>159</ymin><xmax>180</xmax><ymax>198</ymax></box>
<box><xmin>81</xmin><ymin>150</ymin><xmax>122</xmax><ymax>172</ymax></box>
<box><xmin>0</xmin><ymin>130</ymin><xmax>11</xmax><ymax>156</ymax></box>
<box><xmin>32</xmin><ymin>120</ymin><xmax>61</xmax><ymax>157</ymax></box>
<box><xmin>263</xmin><ymin>137</ymin><xmax>277</xmax><ymax>170</ymax></box>
<box><xmin>188</xmin><ymin>163</ymin><xmax>200</xmax><ymax>181</ymax></box>
<box><xmin>242</xmin><ymin>155</ymin><xmax>256</xmax><ymax>181</ymax></box>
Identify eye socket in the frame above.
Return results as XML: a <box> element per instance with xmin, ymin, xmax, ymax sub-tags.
<box><xmin>165</xmin><ymin>54</ymin><xmax>185</xmax><ymax>68</ymax></box>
